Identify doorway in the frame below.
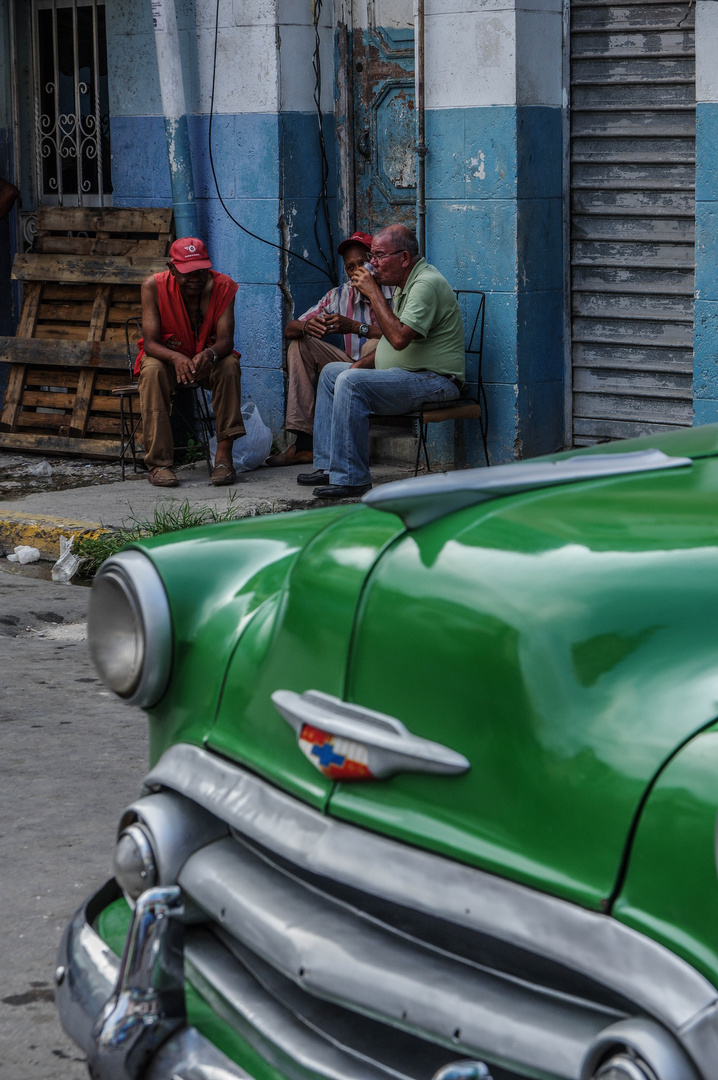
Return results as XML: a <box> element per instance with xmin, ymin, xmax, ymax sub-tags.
<box><xmin>13</xmin><ymin>0</ymin><xmax>112</xmax><ymax>246</ymax></box>
<box><xmin>338</xmin><ymin>2</ymin><xmax>417</xmax><ymax>237</ymax></box>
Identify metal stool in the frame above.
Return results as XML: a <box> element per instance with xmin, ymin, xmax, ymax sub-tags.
<box><xmin>114</xmin><ymin>317</ymin><xmax>215</xmax><ymax>480</ymax></box>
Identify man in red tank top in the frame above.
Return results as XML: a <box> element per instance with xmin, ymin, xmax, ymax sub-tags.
<box><xmin>136</xmin><ymin>237</ymin><xmax>245</xmax><ymax>487</ymax></box>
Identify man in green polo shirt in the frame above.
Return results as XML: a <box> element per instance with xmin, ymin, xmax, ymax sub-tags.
<box><xmin>299</xmin><ymin>223</ymin><xmax>465</xmax><ymax>499</ymax></box>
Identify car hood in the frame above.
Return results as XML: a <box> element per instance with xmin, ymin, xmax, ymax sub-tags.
<box><xmin>139</xmin><ymin>425</ymin><xmax>718</xmax><ymax>908</ymax></box>
<box><xmin>329</xmin><ymin>437</ymin><xmax>718</xmax><ymax>909</ymax></box>
<box><xmin>204</xmin><ymin>506</ymin><xmax>406</xmax><ymax>809</ymax></box>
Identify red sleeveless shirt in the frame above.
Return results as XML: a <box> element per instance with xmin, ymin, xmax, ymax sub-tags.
<box><xmin>134</xmin><ymin>270</ymin><xmax>239</xmax><ymax>376</ymax></box>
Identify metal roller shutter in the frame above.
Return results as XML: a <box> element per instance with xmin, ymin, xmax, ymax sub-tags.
<box><xmin>570</xmin><ymin>0</ymin><xmax>696</xmax><ymax>445</ymax></box>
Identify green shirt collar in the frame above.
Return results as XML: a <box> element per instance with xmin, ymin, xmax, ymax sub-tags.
<box><xmin>395</xmin><ymin>257</ymin><xmax>426</xmax><ymax>305</ymax></box>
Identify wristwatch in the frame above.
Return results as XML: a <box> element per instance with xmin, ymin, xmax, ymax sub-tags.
<box><xmin>358</xmin><ymin>322</ymin><xmax>370</xmax><ymax>337</ymax></box>
<box><xmin>207</xmin><ymin>347</ymin><xmax>219</xmax><ymax>364</ymax></box>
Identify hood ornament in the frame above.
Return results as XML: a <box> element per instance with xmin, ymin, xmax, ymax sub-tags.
<box><xmin>272</xmin><ymin>689</ymin><xmax>470</xmax><ymax>781</ymax></box>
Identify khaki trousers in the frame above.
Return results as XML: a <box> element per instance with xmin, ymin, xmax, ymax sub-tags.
<box><xmin>138</xmin><ymin>354</ymin><xmax>245</xmax><ymax>470</ymax></box>
<box><xmin>285</xmin><ymin>336</ymin><xmax>378</xmax><ymax>435</ymax></box>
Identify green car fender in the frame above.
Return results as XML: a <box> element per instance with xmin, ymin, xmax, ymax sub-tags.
<box><xmin>613</xmin><ymin>721</ymin><xmax>718</xmax><ymax>988</ymax></box>
<box><xmin>331</xmin><ymin>457</ymin><xmax>718</xmax><ymax>910</ymax></box>
<box><xmin>128</xmin><ymin>506</ymin><xmax>351</xmax><ymax>766</ymax></box>
<box><xmin>206</xmin><ymin>505</ymin><xmax>406</xmax><ymax>808</ymax></box>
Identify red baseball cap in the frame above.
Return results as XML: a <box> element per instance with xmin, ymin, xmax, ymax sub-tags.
<box><xmin>169</xmin><ymin>237</ymin><xmax>213</xmax><ymax>271</ymax></box>
<box><xmin>337</xmin><ymin>231</ymin><xmax>373</xmax><ymax>256</ymax></box>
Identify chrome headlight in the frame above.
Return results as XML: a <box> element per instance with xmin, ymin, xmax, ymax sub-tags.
<box><xmin>113</xmin><ymin>822</ymin><xmax>158</xmax><ymax>900</ymax></box>
<box><xmin>88</xmin><ymin>550</ymin><xmax>172</xmax><ymax>707</ymax></box>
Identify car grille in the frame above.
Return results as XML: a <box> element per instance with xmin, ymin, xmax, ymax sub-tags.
<box><xmin>143</xmin><ymin>744</ymin><xmax>718</xmax><ymax>1080</ymax></box>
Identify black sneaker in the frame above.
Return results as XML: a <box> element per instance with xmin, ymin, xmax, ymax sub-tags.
<box><xmin>312</xmin><ymin>483</ymin><xmax>372</xmax><ymax>499</ymax></box>
<box><xmin>297</xmin><ymin>469</ymin><xmax>330</xmax><ymax>486</ymax></box>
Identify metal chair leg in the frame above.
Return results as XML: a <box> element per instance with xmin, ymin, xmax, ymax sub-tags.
<box><xmin>420</xmin><ymin>421</ymin><xmax>431</xmax><ymax>474</ymax></box>
<box><xmin>412</xmin><ymin>420</ymin><xmax>431</xmax><ymax>477</ymax></box>
<box><xmin>127</xmin><ymin>397</ymin><xmax>139</xmax><ymax>474</ymax></box>
<box><xmin>193</xmin><ymin>388</ymin><xmax>214</xmax><ymax>476</ymax></box>
<box><xmin>119</xmin><ymin>394</ymin><xmax>126</xmax><ymax>481</ymax></box>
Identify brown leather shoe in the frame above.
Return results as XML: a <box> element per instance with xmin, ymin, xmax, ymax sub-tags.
<box><xmin>211</xmin><ymin>461</ymin><xmax>237</xmax><ymax>486</ymax></box>
<box><xmin>148</xmin><ymin>466</ymin><xmax>178</xmax><ymax>487</ymax></box>
<box><xmin>266</xmin><ymin>444</ymin><xmax>314</xmax><ymax>467</ymax></box>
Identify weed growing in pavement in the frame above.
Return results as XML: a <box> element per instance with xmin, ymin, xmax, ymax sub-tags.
<box><xmin>72</xmin><ymin>494</ymin><xmax>256</xmax><ymax>578</ymax></box>
<box><xmin>175</xmin><ymin>438</ymin><xmax>206</xmax><ymax>466</ymax></box>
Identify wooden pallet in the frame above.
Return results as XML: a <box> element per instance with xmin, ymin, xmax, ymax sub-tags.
<box><xmin>0</xmin><ymin>206</ymin><xmax>173</xmax><ymax>458</ymax></box>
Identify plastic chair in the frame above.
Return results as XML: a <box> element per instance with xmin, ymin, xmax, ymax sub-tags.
<box><xmin>114</xmin><ymin>317</ymin><xmax>215</xmax><ymax>480</ymax></box>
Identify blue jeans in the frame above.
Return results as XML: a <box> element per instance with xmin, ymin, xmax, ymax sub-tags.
<box><xmin>313</xmin><ymin>363</ymin><xmax>460</xmax><ymax>486</ymax></box>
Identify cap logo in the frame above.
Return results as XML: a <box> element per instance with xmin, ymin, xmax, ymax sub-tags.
<box><xmin>187</xmin><ymin>244</ymin><xmax>196</xmax><ymax>253</ymax></box>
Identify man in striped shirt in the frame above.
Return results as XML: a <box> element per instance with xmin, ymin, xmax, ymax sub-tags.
<box><xmin>267</xmin><ymin>232</ymin><xmax>393</xmax><ymax>467</ymax></box>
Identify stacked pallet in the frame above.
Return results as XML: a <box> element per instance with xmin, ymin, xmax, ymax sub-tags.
<box><xmin>0</xmin><ymin>206</ymin><xmax>173</xmax><ymax>458</ymax></box>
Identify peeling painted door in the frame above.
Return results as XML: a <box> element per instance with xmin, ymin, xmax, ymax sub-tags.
<box><xmin>352</xmin><ymin>16</ymin><xmax>416</xmax><ymax>235</ymax></box>
<box><xmin>569</xmin><ymin>0</ymin><xmax>695</xmax><ymax>444</ymax></box>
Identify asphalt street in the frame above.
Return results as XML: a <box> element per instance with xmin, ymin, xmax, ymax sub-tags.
<box><xmin>0</xmin><ymin>565</ymin><xmax>148</xmax><ymax>1079</ymax></box>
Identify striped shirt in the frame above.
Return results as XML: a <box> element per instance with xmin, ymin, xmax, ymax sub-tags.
<box><xmin>299</xmin><ymin>281</ymin><xmax>394</xmax><ymax>361</ymax></box>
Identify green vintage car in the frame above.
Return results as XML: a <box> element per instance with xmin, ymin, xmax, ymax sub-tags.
<box><xmin>56</xmin><ymin>426</ymin><xmax>718</xmax><ymax>1080</ymax></box>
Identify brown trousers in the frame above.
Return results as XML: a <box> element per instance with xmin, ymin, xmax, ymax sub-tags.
<box><xmin>285</xmin><ymin>336</ymin><xmax>378</xmax><ymax>435</ymax></box>
<box><xmin>138</xmin><ymin>354</ymin><xmax>245</xmax><ymax>470</ymax></box>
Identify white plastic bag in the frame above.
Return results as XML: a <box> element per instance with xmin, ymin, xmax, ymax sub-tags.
<box><xmin>7</xmin><ymin>545</ymin><xmax>41</xmax><ymax>564</ymax></box>
<box><xmin>28</xmin><ymin>460</ymin><xmax>52</xmax><ymax>477</ymax></box>
<box><xmin>52</xmin><ymin>534</ymin><xmax>82</xmax><ymax>584</ymax></box>
<box><xmin>209</xmin><ymin>401</ymin><xmax>273</xmax><ymax>474</ymax></box>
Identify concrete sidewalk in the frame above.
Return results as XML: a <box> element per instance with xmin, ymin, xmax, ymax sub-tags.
<box><xmin>0</xmin><ymin>458</ymin><xmax>414</xmax><ymax>561</ymax></box>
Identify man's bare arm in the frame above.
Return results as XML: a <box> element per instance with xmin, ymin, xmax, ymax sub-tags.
<box><xmin>350</xmin><ymin>267</ymin><xmax>417</xmax><ymax>351</ymax></box>
<box><xmin>325</xmin><ymin>312</ymin><xmax>382</xmax><ymax>339</ymax></box>
<box><xmin>349</xmin><ymin>352</ymin><xmax>376</xmax><ymax>370</ymax></box>
<box><xmin>190</xmin><ymin>299</ymin><xmax>236</xmax><ymax>380</ymax></box>
<box><xmin>0</xmin><ymin>180</ymin><xmax>19</xmax><ymax>221</ymax></box>
<box><xmin>285</xmin><ymin>316</ymin><xmax>330</xmax><ymax>340</ymax></box>
<box><xmin>141</xmin><ymin>277</ymin><xmax>192</xmax><ymax>366</ymax></box>
<box><xmin>205</xmin><ymin>298</ymin><xmax>235</xmax><ymax>361</ymax></box>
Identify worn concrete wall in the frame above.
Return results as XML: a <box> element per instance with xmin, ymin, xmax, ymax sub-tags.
<box><xmin>424</xmin><ymin>0</ymin><xmax>564</xmax><ymax>464</ymax></box>
<box><xmin>106</xmin><ymin>0</ymin><xmax>336</xmax><ymax>438</ymax></box>
<box><xmin>693</xmin><ymin>0</ymin><xmax>718</xmax><ymax>427</ymax></box>
<box><xmin>278</xmin><ymin>1</ymin><xmax>338</xmax><ymax>329</ymax></box>
<box><xmin>0</xmin><ymin>0</ymin><xmax>16</xmax><ymax>397</ymax></box>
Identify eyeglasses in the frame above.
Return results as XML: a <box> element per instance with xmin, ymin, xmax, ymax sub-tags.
<box><xmin>369</xmin><ymin>249</ymin><xmax>405</xmax><ymax>263</ymax></box>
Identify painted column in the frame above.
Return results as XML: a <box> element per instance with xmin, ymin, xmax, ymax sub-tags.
<box><xmin>423</xmin><ymin>0</ymin><xmax>564</xmax><ymax>464</ymax></box>
<box><xmin>277</xmin><ymin>2</ymin><xmax>337</xmax><ymax>322</ymax></box>
<box><xmin>0</xmin><ymin>0</ymin><xmax>16</xmax><ymax>405</ymax></box>
<box><xmin>693</xmin><ymin>1</ymin><xmax>718</xmax><ymax>426</ymax></box>
<box><xmin>151</xmin><ymin>0</ymin><xmax>197</xmax><ymax>239</ymax></box>
<box><xmin>106</xmin><ymin>0</ymin><xmax>288</xmax><ymax>434</ymax></box>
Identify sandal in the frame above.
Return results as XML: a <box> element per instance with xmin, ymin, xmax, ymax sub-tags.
<box><xmin>211</xmin><ymin>461</ymin><xmax>237</xmax><ymax>486</ymax></box>
<box><xmin>148</xmin><ymin>466</ymin><xmax>178</xmax><ymax>488</ymax></box>
<box><xmin>266</xmin><ymin>444</ymin><xmax>314</xmax><ymax>467</ymax></box>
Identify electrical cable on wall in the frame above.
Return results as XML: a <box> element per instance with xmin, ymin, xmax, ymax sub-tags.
<box><xmin>207</xmin><ymin>0</ymin><xmax>334</xmax><ymax>282</ymax></box>
<box><xmin>311</xmin><ymin>0</ymin><xmax>337</xmax><ymax>282</ymax></box>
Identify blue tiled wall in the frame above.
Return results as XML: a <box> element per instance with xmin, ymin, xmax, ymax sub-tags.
<box><xmin>0</xmin><ymin>122</ymin><xmax>15</xmax><ymax>398</ymax></box>
<box><xmin>110</xmin><ymin>111</ymin><xmax>291</xmax><ymax>436</ymax></box>
<box><xmin>516</xmin><ymin>106</ymin><xmax>564</xmax><ymax>459</ymax></box>
<box><xmin>107</xmin><ymin>106</ymin><xmax>339</xmax><ymax>439</ymax></box>
<box><xmin>694</xmin><ymin>103</ymin><xmax>718</xmax><ymax>426</ymax></box>
<box><xmin>425</xmin><ymin>104</ymin><xmax>564</xmax><ymax>465</ymax></box>
<box><xmin>281</xmin><ymin>111</ymin><xmax>338</xmax><ymax>311</ymax></box>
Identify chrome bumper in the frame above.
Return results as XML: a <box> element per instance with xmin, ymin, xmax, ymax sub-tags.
<box><xmin>55</xmin><ymin>879</ymin><xmax>251</xmax><ymax>1080</ymax></box>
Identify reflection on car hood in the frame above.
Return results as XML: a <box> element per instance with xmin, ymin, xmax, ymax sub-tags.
<box><xmin>364</xmin><ymin>449</ymin><xmax>692</xmax><ymax>528</ymax></box>
<box><xmin>332</xmin><ymin>442</ymin><xmax>718</xmax><ymax>910</ymax></box>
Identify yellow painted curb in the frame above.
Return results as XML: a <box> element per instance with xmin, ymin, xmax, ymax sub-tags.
<box><xmin>0</xmin><ymin>512</ymin><xmax>112</xmax><ymax>561</ymax></box>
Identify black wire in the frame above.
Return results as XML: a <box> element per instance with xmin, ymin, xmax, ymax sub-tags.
<box><xmin>311</xmin><ymin>0</ymin><xmax>337</xmax><ymax>282</ymax></box>
<box><xmin>207</xmin><ymin>0</ymin><xmax>334</xmax><ymax>281</ymax></box>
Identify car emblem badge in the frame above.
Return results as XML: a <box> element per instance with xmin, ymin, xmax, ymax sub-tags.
<box><xmin>298</xmin><ymin>723</ymin><xmax>375</xmax><ymax>780</ymax></box>
<box><xmin>272</xmin><ymin>689</ymin><xmax>470</xmax><ymax>781</ymax></box>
